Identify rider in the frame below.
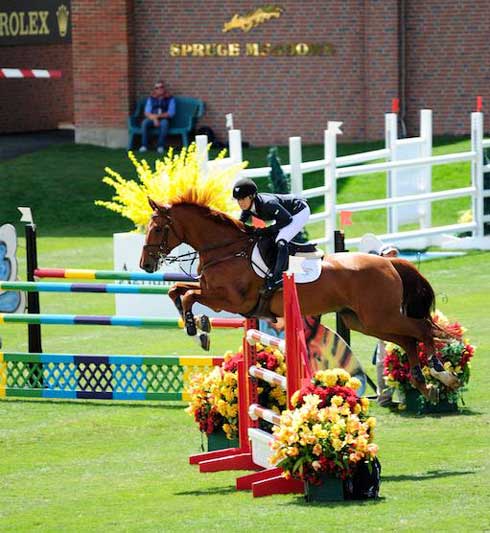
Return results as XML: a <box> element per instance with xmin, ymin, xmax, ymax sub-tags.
<box><xmin>232</xmin><ymin>177</ymin><xmax>310</xmax><ymax>293</ymax></box>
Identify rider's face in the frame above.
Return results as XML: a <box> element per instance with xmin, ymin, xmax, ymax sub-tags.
<box><xmin>237</xmin><ymin>195</ymin><xmax>253</xmax><ymax>210</ymax></box>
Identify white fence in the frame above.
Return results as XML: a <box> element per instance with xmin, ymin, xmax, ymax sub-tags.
<box><xmin>196</xmin><ymin>110</ymin><xmax>490</xmax><ymax>252</ymax></box>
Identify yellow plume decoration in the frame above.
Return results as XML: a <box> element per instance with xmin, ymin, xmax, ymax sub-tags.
<box><xmin>96</xmin><ymin>143</ymin><xmax>248</xmax><ymax>231</ymax></box>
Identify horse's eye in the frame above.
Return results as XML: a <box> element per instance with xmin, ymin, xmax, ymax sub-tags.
<box><xmin>155</xmin><ymin>227</ymin><xmax>162</xmax><ymax>233</ymax></box>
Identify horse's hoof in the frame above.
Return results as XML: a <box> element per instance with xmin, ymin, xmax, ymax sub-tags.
<box><xmin>199</xmin><ymin>333</ymin><xmax>210</xmax><ymax>351</ymax></box>
<box><xmin>196</xmin><ymin>314</ymin><xmax>211</xmax><ymax>333</ymax></box>
<box><xmin>184</xmin><ymin>311</ymin><xmax>197</xmax><ymax>336</ymax></box>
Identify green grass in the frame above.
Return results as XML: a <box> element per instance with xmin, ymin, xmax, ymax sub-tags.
<box><xmin>0</xmin><ymin>136</ymin><xmax>473</xmax><ymax>241</ymax></box>
<box><xmin>0</xmin><ymin>140</ymin><xmax>489</xmax><ymax>531</ymax></box>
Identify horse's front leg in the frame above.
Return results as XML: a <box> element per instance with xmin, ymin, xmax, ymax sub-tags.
<box><xmin>181</xmin><ymin>287</ymin><xmax>237</xmax><ymax>351</ymax></box>
<box><xmin>168</xmin><ymin>282</ymin><xmax>201</xmax><ymax>320</ymax></box>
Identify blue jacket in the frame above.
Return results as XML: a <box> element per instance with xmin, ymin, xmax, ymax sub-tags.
<box><xmin>144</xmin><ymin>96</ymin><xmax>176</xmax><ymax>117</ymax></box>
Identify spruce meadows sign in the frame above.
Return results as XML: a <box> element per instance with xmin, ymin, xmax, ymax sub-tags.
<box><xmin>170</xmin><ymin>5</ymin><xmax>334</xmax><ymax>58</ymax></box>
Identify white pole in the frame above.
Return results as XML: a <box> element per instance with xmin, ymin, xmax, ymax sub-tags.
<box><xmin>289</xmin><ymin>136</ymin><xmax>303</xmax><ymax>195</ymax></box>
<box><xmin>471</xmin><ymin>112</ymin><xmax>484</xmax><ymax>238</ymax></box>
<box><xmin>228</xmin><ymin>129</ymin><xmax>243</xmax><ymax>164</ymax></box>
<box><xmin>196</xmin><ymin>134</ymin><xmax>209</xmax><ymax>177</ymax></box>
<box><xmin>419</xmin><ymin>109</ymin><xmax>433</xmax><ymax>229</ymax></box>
<box><xmin>324</xmin><ymin>122</ymin><xmax>342</xmax><ymax>253</ymax></box>
<box><xmin>385</xmin><ymin>113</ymin><xmax>398</xmax><ymax>233</ymax></box>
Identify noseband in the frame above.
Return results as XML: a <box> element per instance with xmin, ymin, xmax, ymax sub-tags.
<box><xmin>143</xmin><ymin>211</ymin><xmax>180</xmax><ymax>266</ymax></box>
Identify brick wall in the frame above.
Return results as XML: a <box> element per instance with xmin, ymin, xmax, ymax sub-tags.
<box><xmin>405</xmin><ymin>0</ymin><xmax>490</xmax><ymax>136</ymax></box>
<box><xmin>71</xmin><ymin>0</ymin><xmax>133</xmax><ymax>146</ymax></box>
<box><xmin>0</xmin><ymin>44</ymin><xmax>72</xmax><ymax>133</ymax></box>
<box><xmin>133</xmin><ymin>0</ymin><xmax>399</xmax><ymax>146</ymax></box>
<box><xmin>3</xmin><ymin>1</ymin><xmax>490</xmax><ymax>144</ymax></box>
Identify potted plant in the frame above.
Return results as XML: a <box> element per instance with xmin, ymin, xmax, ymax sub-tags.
<box><xmin>384</xmin><ymin>310</ymin><xmax>475</xmax><ymax>414</ymax></box>
<box><xmin>186</xmin><ymin>344</ymin><xmax>287</xmax><ymax>451</ymax></box>
<box><xmin>270</xmin><ymin>369</ymin><xmax>380</xmax><ymax>502</ymax></box>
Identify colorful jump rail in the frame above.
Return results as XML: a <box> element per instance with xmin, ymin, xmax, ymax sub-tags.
<box><xmin>0</xmin><ymin>281</ymin><xmax>171</xmax><ymax>294</ymax></box>
<box><xmin>0</xmin><ymin>313</ymin><xmax>244</xmax><ymax>328</ymax></box>
<box><xmin>34</xmin><ymin>268</ymin><xmax>195</xmax><ymax>282</ymax></box>
<box><xmin>0</xmin><ymin>352</ymin><xmax>223</xmax><ymax>401</ymax></box>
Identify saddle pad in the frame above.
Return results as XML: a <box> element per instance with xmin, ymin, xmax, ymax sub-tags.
<box><xmin>251</xmin><ymin>243</ymin><xmax>322</xmax><ymax>283</ymax></box>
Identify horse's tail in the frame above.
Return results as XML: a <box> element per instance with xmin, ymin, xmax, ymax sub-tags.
<box><xmin>389</xmin><ymin>258</ymin><xmax>435</xmax><ymax>319</ymax></box>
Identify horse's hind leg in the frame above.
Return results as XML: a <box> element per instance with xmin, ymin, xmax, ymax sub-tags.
<box><xmin>339</xmin><ymin>311</ymin><xmax>439</xmax><ymax>403</ymax></box>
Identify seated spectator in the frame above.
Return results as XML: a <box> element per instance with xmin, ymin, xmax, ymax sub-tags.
<box><xmin>139</xmin><ymin>81</ymin><xmax>176</xmax><ymax>154</ymax></box>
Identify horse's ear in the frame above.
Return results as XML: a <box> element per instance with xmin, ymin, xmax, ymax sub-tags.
<box><xmin>148</xmin><ymin>197</ymin><xmax>159</xmax><ymax>211</ymax></box>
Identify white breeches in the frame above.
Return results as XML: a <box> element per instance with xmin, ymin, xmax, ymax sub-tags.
<box><xmin>275</xmin><ymin>205</ymin><xmax>311</xmax><ymax>243</ymax></box>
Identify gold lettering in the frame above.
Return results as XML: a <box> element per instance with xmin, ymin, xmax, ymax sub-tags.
<box><xmin>245</xmin><ymin>43</ymin><xmax>260</xmax><ymax>56</ymax></box>
<box><xmin>28</xmin><ymin>11</ymin><xmax>38</xmax><ymax>35</ymax></box>
<box><xmin>19</xmin><ymin>12</ymin><xmax>29</xmax><ymax>35</ymax></box>
<box><xmin>0</xmin><ymin>13</ymin><xmax>8</xmax><ymax>36</ymax></box>
<box><xmin>192</xmin><ymin>43</ymin><xmax>205</xmax><ymax>56</ymax></box>
<box><xmin>180</xmin><ymin>44</ymin><xmax>193</xmax><ymax>57</ymax></box>
<box><xmin>204</xmin><ymin>43</ymin><xmax>216</xmax><ymax>56</ymax></box>
<box><xmin>38</xmin><ymin>11</ymin><xmax>49</xmax><ymax>35</ymax></box>
<box><xmin>228</xmin><ymin>43</ymin><xmax>240</xmax><ymax>56</ymax></box>
<box><xmin>295</xmin><ymin>43</ymin><xmax>309</xmax><ymax>56</ymax></box>
<box><xmin>216</xmin><ymin>44</ymin><xmax>229</xmax><ymax>56</ymax></box>
<box><xmin>9</xmin><ymin>12</ymin><xmax>19</xmax><ymax>36</ymax></box>
<box><xmin>169</xmin><ymin>44</ymin><xmax>181</xmax><ymax>57</ymax></box>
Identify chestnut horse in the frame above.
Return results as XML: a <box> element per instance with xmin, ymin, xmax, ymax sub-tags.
<box><xmin>140</xmin><ymin>199</ymin><xmax>458</xmax><ymax>402</ymax></box>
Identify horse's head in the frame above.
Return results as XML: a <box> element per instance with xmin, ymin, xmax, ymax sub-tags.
<box><xmin>140</xmin><ymin>198</ymin><xmax>182</xmax><ymax>272</ymax></box>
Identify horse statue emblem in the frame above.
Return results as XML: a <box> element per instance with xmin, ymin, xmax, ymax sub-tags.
<box><xmin>140</xmin><ymin>197</ymin><xmax>459</xmax><ymax>403</ymax></box>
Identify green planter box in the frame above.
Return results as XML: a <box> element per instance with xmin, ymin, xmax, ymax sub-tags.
<box><xmin>304</xmin><ymin>475</ymin><xmax>344</xmax><ymax>502</ymax></box>
<box><xmin>404</xmin><ymin>388</ymin><xmax>459</xmax><ymax>415</ymax></box>
<box><xmin>206</xmin><ymin>429</ymin><xmax>239</xmax><ymax>452</ymax></box>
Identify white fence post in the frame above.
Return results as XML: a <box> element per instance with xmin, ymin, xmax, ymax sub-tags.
<box><xmin>471</xmin><ymin>112</ymin><xmax>484</xmax><ymax>238</ymax></box>
<box><xmin>385</xmin><ymin>113</ymin><xmax>398</xmax><ymax>233</ymax></box>
<box><xmin>228</xmin><ymin>129</ymin><xmax>243</xmax><ymax>164</ymax></box>
<box><xmin>325</xmin><ymin>122</ymin><xmax>342</xmax><ymax>253</ymax></box>
<box><xmin>289</xmin><ymin>136</ymin><xmax>303</xmax><ymax>195</ymax></box>
<box><xmin>196</xmin><ymin>134</ymin><xmax>209</xmax><ymax>177</ymax></box>
<box><xmin>419</xmin><ymin>109</ymin><xmax>433</xmax><ymax>229</ymax></box>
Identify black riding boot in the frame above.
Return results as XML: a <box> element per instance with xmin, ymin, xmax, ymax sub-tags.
<box><xmin>265</xmin><ymin>239</ymin><xmax>289</xmax><ymax>293</ymax></box>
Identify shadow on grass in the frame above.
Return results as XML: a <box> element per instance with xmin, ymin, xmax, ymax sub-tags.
<box><xmin>383</xmin><ymin>469</ymin><xmax>476</xmax><ymax>482</ymax></box>
<box><xmin>393</xmin><ymin>407</ymin><xmax>483</xmax><ymax>419</ymax></box>
<box><xmin>174</xmin><ymin>485</ymin><xmax>237</xmax><ymax>496</ymax></box>
<box><xmin>3</xmin><ymin>398</ymin><xmax>186</xmax><ymax>410</ymax></box>
<box><xmin>284</xmin><ymin>496</ymin><xmax>386</xmax><ymax>507</ymax></box>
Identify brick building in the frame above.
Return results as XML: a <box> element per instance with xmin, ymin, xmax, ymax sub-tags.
<box><xmin>1</xmin><ymin>0</ymin><xmax>490</xmax><ymax>147</ymax></box>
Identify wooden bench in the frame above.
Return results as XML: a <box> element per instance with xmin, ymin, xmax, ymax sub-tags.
<box><xmin>127</xmin><ymin>96</ymin><xmax>205</xmax><ymax>149</ymax></box>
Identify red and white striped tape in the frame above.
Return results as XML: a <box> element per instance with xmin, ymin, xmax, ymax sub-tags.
<box><xmin>0</xmin><ymin>68</ymin><xmax>62</xmax><ymax>79</ymax></box>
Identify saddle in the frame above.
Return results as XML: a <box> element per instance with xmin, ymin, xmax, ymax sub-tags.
<box><xmin>256</xmin><ymin>236</ymin><xmax>322</xmax><ymax>272</ymax></box>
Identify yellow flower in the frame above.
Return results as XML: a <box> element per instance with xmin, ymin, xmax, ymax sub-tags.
<box><xmin>346</xmin><ymin>377</ymin><xmax>362</xmax><ymax>390</ymax></box>
<box><xmin>330</xmin><ymin>395</ymin><xmax>344</xmax><ymax>407</ymax></box>
<box><xmin>366</xmin><ymin>417</ymin><xmax>376</xmax><ymax>430</ymax></box>
<box><xmin>313</xmin><ymin>443</ymin><xmax>323</xmax><ymax>456</ymax></box>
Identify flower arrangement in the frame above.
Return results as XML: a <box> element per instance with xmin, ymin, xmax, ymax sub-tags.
<box><xmin>186</xmin><ymin>344</ymin><xmax>287</xmax><ymax>440</ymax></box>
<box><xmin>270</xmin><ymin>369</ymin><xmax>378</xmax><ymax>485</ymax></box>
<box><xmin>384</xmin><ymin>310</ymin><xmax>475</xmax><ymax>406</ymax></box>
<box><xmin>96</xmin><ymin>143</ymin><xmax>247</xmax><ymax>231</ymax></box>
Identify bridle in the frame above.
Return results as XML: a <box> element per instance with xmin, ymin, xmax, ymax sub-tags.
<box><xmin>143</xmin><ymin>208</ymin><xmax>253</xmax><ymax>271</ymax></box>
<box><xmin>142</xmin><ymin>210</ymin><xmax>184</xmax><ymax>268</ymax></box>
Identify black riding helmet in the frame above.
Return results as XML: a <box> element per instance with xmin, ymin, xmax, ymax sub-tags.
<box><xmin>233</xmin><ymin>178</ymin><xmax>258</xmax><ymax>199</ymax></box>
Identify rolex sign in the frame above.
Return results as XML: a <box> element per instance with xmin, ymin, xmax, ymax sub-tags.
<box><xmin>0</xmin><ymin>0</ymin><xmax>71</xmax><ymax>46</ymax></box>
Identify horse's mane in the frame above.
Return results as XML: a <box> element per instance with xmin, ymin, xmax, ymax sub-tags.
<box><xmin>172</xmin><ymin>200</ymin><xmax>246</xmax><ymax>233</ymax></box>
